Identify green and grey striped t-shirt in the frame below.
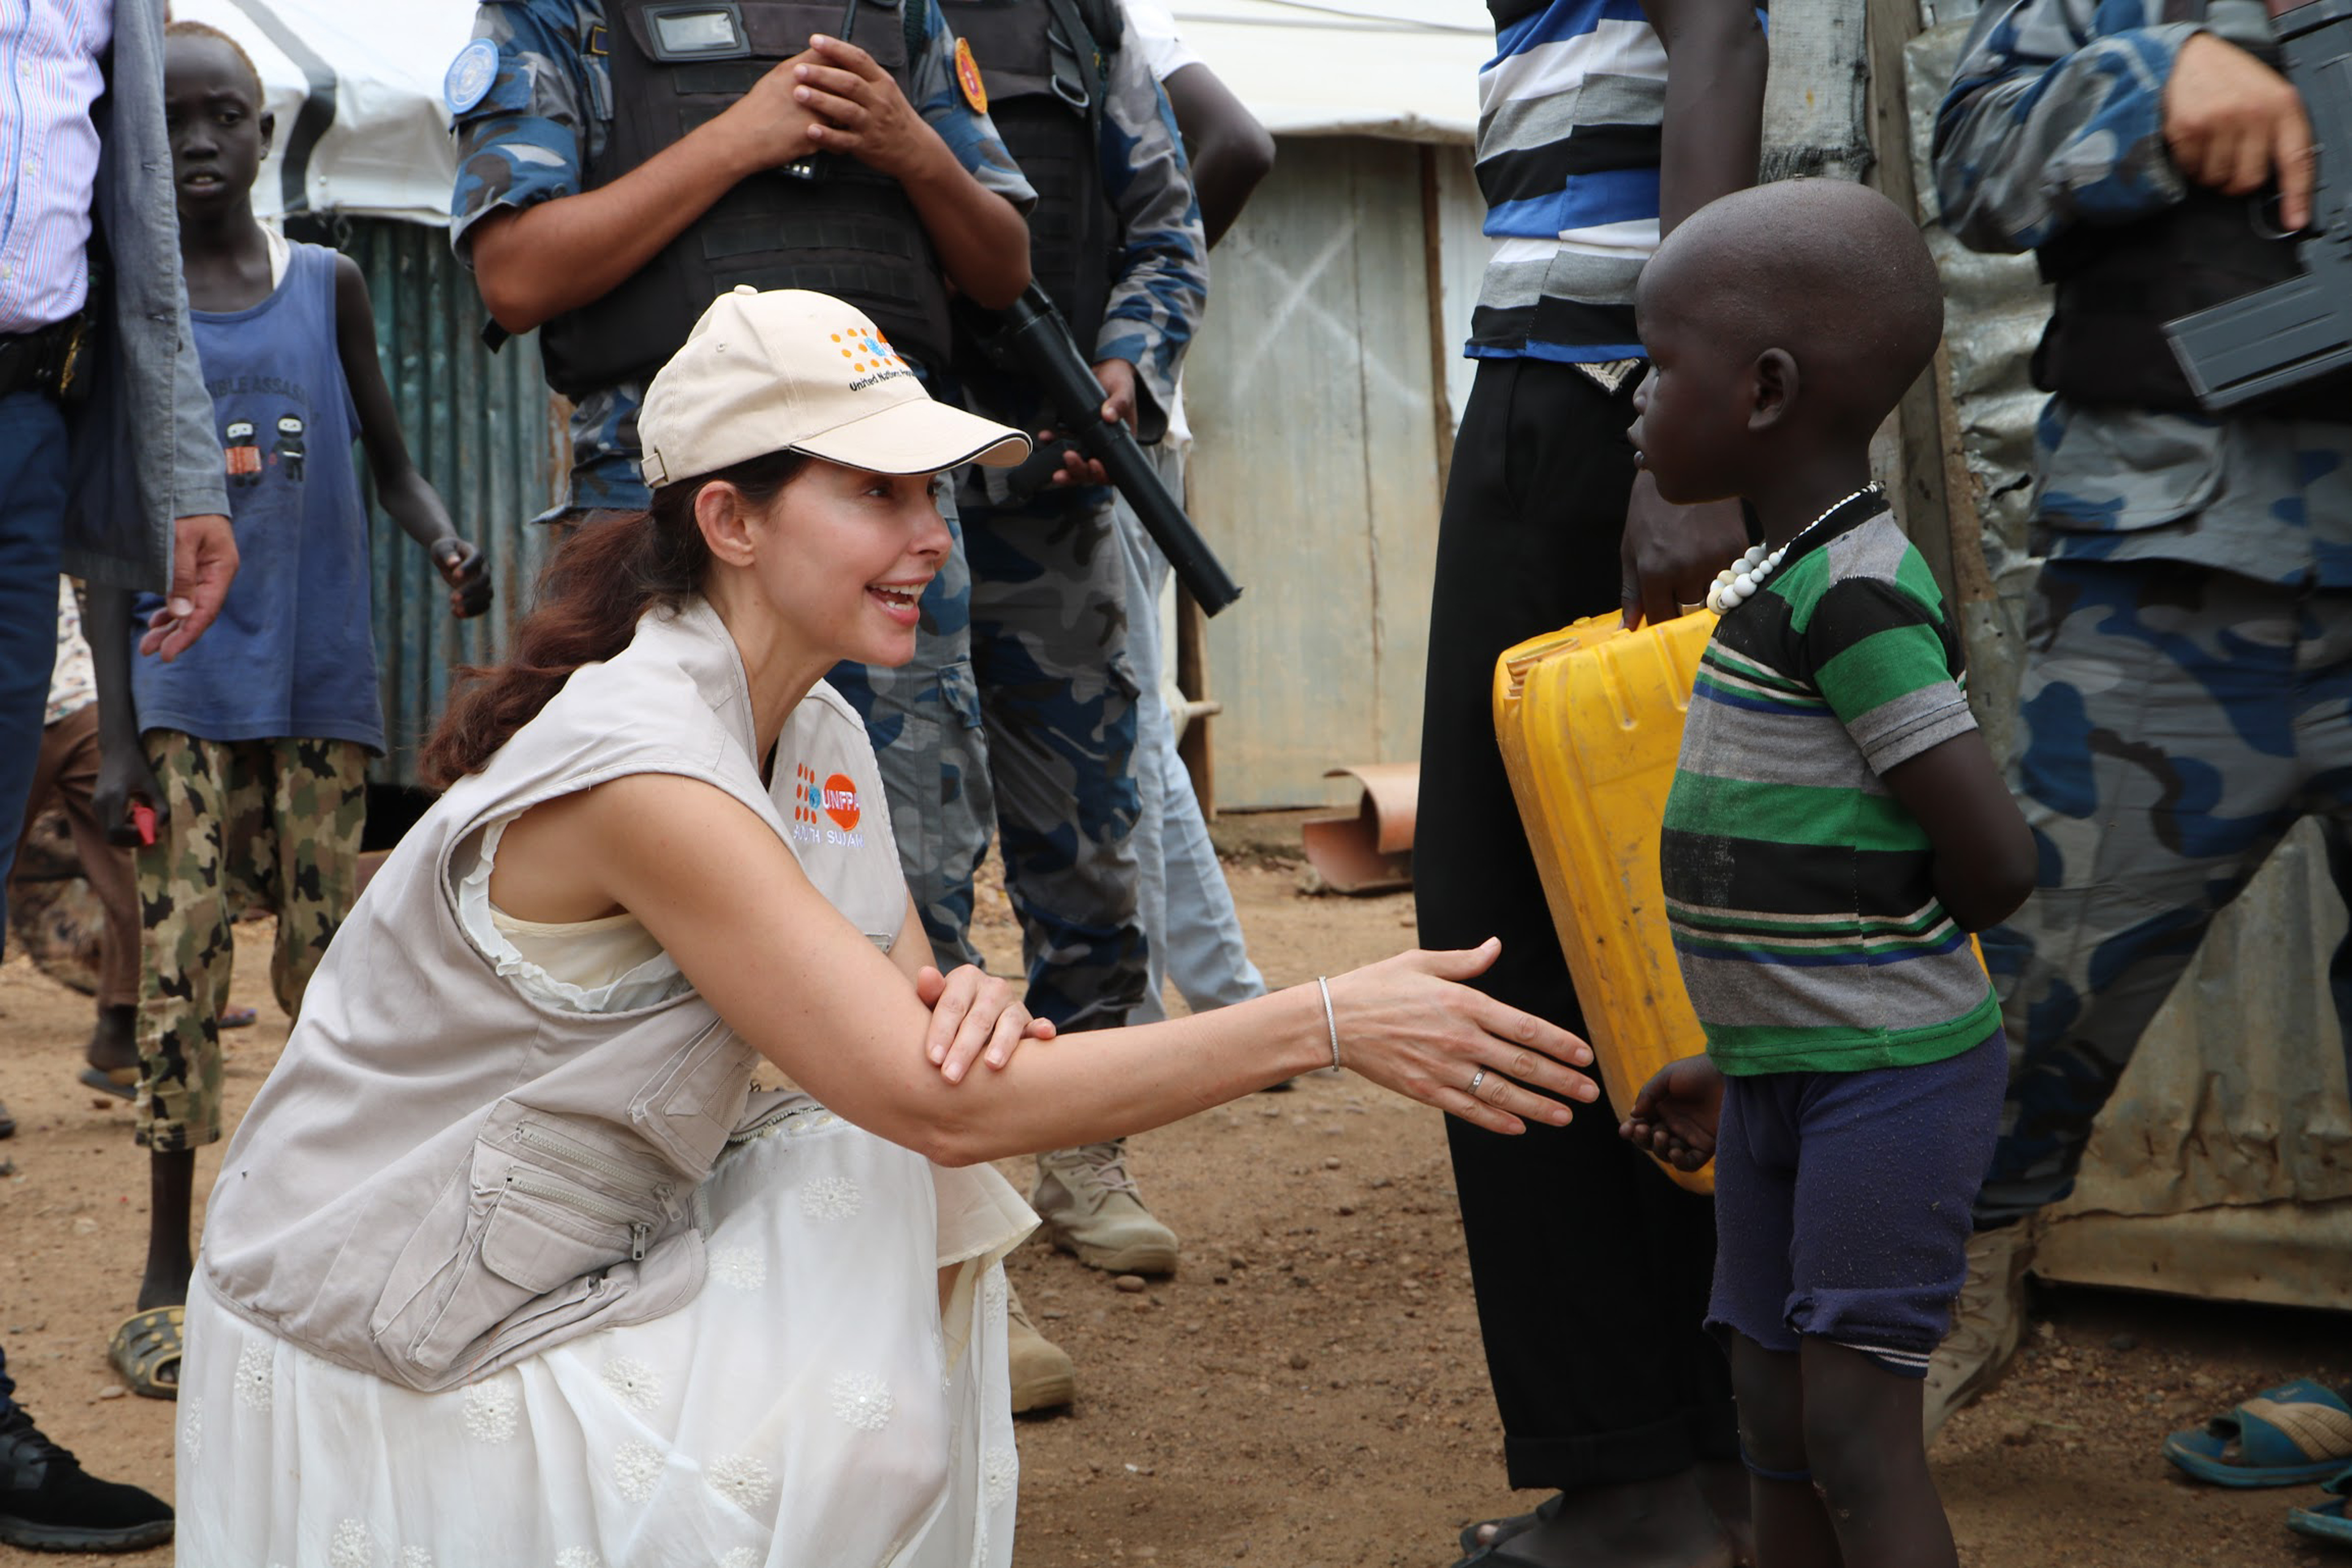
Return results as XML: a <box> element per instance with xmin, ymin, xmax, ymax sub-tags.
<box><xmin>1660</xmin><ymin>507</ymin><xmax>1997</xmax><ymax>1075</ymax></box>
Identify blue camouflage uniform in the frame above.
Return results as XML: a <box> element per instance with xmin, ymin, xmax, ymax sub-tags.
<box><xmin>1935</xmin><ymin>0</ymin><xmax>2352</xmax><ymax>1226</ymax></box>
<box><xmin>448</xmin><ymin>0</ymin><xmax>1035</xmax><ymax>948</ymax></box>
<box><xmin>948</xmin><ymin>12</ymin><xmax>1206</xmax><ymax>1031</ymax></box>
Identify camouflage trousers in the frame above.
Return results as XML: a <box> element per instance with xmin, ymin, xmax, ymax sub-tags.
<box><xmin>1977</xmin><ymin>558</ymin><xmax>2352</xmax><ymax>1226</ymax></box>
<box><xmin>134</xmin><ymin>731</ymin><xmax>368</xmax><ymax>1152</ymax></box>
<box><xmin>828</xmin><ymin>481</ymin><xmax>993</xmax><ymax>969</ymax></box>
<box><xmin>961</xmin><ymin>484</ymin><xmax>1146</xmax><ymax>1034</ymax></box>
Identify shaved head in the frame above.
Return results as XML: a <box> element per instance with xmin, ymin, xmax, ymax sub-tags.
<box><xmin>1638</xmin><ymin>179</ymin><xmax>1943</xmax><ymax>436</ymax></box>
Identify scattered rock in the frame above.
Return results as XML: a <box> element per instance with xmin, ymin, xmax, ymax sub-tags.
<box><xmin>1322</xmin><ymin>1156</ymin><xmax>1341</xmax><ymax>1170</ymax></box>
<box><xmin>1999</xmin><ymin>1418</ymin><xmax>2036</xmax><ymax>1447</ymax></box>
<box><xmin>1335</xmin><ymin>1203</ymin><xmax>1355</xmax><ymax>1216</ymax></box>
<box><xmin>96</xmin><ymin>1384</ymin><xmax>125</xmax><ymax>1401</ymax></box>
<box><xmin>2110</xmin><ymin>1333</ymin><xmax>2139</xmax><ymax>1352</ymax></box>
<box><xmin>1288</xmin><ymin>1352</ymin><xmax>1310</xmax><ymax>1370</ymax></box>
<box><xmin>1113</xmin><ymin>1274</ymin><xmax>1148</xmax><ymax>1294</ymax></box>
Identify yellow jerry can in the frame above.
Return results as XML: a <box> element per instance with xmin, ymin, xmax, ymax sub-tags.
<box><xmin>1493</xmin><ymin>610</ymin><xmax>1717</xmax><ymax>1195</ymax></box>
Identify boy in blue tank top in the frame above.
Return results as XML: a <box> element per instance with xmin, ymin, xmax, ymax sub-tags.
<box><xmin>1614</xmin><ymin>181</ymin><xmax>2034</xmax><ymax>1568</ymax></box>
<box><xmin>85</xmin><ymin>22</ymin><xmax>492</xmax><ymax>1398</ymax></box>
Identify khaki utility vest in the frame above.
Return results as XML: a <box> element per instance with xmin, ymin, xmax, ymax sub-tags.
<box><xmin>198</xmin><ymin>598</ymin><xmax>905</xmax><ymax>1392</ymax></box>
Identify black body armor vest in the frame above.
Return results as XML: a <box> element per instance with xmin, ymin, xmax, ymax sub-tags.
<box><xmin>2032</xmin><ymin>191</ymin><xmax>2352</xmax><ymax>420</ymax></box>
<box><xmin>539</xmin><ymin>0</ymin><xmax>954</xmax><ymax>397</ymax></box>
<box><xmin>2028</xmin><ymin>0</ymin><xmax>2352</xmax><ymax>421</ymax></box>
<box><xmin>940</xmin><ymin>0</ymin><xmax>1120</xmax><ymax>364</ymax></box>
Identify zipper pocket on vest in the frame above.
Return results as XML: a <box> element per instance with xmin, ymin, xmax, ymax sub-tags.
<box><xmin>511</xmin><ymin>1121</ymin><xmax>669</xmax><ymax>1189</ymax></box>
<box><xmin>503</xmin><ymin>1172</ymin><xmax>656</xmax><ymax>1262</ymax></box>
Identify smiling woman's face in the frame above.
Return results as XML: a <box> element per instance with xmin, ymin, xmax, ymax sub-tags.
<box><xmin>728</xmin><ymin>459</ymin><xmax>952</xmax><ymax>671</ymax></box>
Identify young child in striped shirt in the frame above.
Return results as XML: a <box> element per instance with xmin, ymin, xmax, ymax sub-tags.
<box><xmin>1617</xmin><ymin>179</ymin><xmax>2034</xmax><ymax>1568</ymax></box>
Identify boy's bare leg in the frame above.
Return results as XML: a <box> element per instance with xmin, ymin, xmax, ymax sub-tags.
<box><xmin>1799</xmin><ymin>1341</ymin><xmax>1954</xmax><ymax>1568</ymax></box>
<box><xmin>1731</xmin><ymin>1336</ymin><xmax>1839</xmax><ymax>1568</ymax></box>
<box><xmin>138</xmin><ymin>1151</ymin><xmax>196</xmax><ymax>1312</ymax></box>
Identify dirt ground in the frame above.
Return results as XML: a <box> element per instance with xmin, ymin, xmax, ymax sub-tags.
<box><xmin>0</xmin><ymin>824</ymin><xmax>2345</xmax><ymax>1568</ymax></box>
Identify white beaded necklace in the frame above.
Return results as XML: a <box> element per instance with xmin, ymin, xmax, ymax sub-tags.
<box><xmin>1704</xmin><ymin>483</ymin><xmax>1885</xmax><ymax>615</ymax></box>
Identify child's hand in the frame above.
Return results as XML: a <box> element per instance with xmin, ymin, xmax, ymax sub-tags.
<box><xmin>1620</xmin><ymin>1054</ymin><xmax>1723</xmax><ymax>1172</ymax></box>
<box><xmin>94</xmin><ymin>743</ymin><xmax>169</xmax><ymax>850</ymax></box>
<box><xmin>432</xmin><ymin>537</ymin><xmax>493</xmax><ymax>620</ymax></box>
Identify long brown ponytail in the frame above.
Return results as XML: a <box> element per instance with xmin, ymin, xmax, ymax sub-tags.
<box><xmin>419</xmin><ymin>449</ymin><xmax>808</xmax><ymax>788</ymax></box>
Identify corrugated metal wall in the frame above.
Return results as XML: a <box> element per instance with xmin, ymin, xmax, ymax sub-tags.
<box><xmin>1184</xmin><ymin>138</ymin><xmax>1480</xmax><ymax>810</ymax></box>
<box><xmin>345</xmin><ymin>218</ymin><xmax>565</xmax><ymax>788</ymax></box>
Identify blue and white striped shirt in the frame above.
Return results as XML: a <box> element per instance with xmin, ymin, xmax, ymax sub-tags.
<box><xmin>0</xmin><ymin>0</ymin><xmax>112</xmax><ymax>334</ymax></box>
<box><xmin>1468</xmin><ymin>0</ymin><xmax>1665</xmax><ymax>362</ymax></box>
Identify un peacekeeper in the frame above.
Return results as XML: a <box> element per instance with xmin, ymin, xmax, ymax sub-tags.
<box><xmin>446</xmin><ymin>0</ymin><xmax>1034</xmax><ymax>953</ymax></box>
<box><xmin>932</xmin><ymin>0</ymin><xmax>1204</xmax><ymax>1287</ymax></box>
<box><xmin>1927</xmin><ymin>0</ymin><xmax>2352</xmax><ymax>1462</ymax></box>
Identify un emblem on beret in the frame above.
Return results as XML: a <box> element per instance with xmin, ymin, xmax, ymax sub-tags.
<box><xmin>444</xmin><ymin>38</ymin><xmax>500</xmax><ymax>115</ymax></box>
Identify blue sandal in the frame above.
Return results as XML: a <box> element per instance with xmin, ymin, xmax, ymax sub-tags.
<box><xmin>2288</xmin><ymin>1466</ymin><xmax>2352</xmax><ymax>1549</ymax></box>
<box><xmin>2164</xmin><ymin>1378</ymin><xmax>2352</xmax><ymax>1488</ymax></box>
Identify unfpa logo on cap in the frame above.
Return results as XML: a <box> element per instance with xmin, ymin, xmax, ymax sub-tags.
<box><xmin>836</xmin><ymin>329</ymin><xmax>910</xmax><ymax>392</ymax></box>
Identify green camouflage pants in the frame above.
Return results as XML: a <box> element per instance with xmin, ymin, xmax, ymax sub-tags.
<box><xmin>134</xmin><ymin>732</ymin><xmax>367</xmax><ymax>1151</ymax></box>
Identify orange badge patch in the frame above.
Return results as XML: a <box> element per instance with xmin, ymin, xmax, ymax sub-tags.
<box><xmin>822</xmin><ymin>774</ymin><xmax>862</xmax><ymax>831</ymax></box>
<box><xmin>955</xmin><ymin>36</ymin><xmax>987</xmax><ymax>113</ymax></box>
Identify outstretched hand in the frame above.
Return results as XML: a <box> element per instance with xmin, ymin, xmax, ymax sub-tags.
<box><xmin>1327</xmin><ymin>938</ymin><xmax>1600</xmax><ymax>1135</ymax></box>
<box><xmin>1620</xmin><ymin>1054</ymin><xmax>1723</xmax><ymax>1172</ymax></box>
<box><xmin>916</xmin><ymin>963</ymin><xmax>1056</xmax><ymax>1084</ymax></box>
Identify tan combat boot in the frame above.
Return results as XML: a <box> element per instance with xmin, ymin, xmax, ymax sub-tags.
<box><xmin>1031</xmin><ymin>1140</ymin><xmax>1180</xmax><ymax>1275</ymax></box>
<box><xmin>1922</xmin><ymin>1222</ymin><xmax>2036</xmax><ymax>1444</ymax></box>
<box><xmin>1006</xmin><ymin>1282</ymin><xmax>1076</xmax><ymax>1414</ymax></box>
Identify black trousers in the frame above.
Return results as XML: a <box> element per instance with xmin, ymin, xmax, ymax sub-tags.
<box><xmin>1417</xmin><ymin>356</ymin><xmax>1737</xmax><ymax>1492</ymax></box>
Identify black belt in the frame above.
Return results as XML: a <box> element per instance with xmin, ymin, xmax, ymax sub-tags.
<box><xmin>0</xmin><ymin>318</ymin><xmax>83</xmax><ymax>402</ymax></box>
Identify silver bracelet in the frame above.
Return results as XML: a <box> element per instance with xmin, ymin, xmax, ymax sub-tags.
<box><xmin>1315</xmin><ymin>976</ymin><xmax>1341</xmax><ymax>1071</ymax></box>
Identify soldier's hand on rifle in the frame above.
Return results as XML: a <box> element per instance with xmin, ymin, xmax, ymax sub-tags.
<box><xmin>1042</xmin><ymin>358</ymin><xmax>1136</xmax><ymax>487</ymax></box>
<box><xmin>794</xmin><ymin>34</ymin><xmax>937</xmax><ymax>181</ymax></box>
<box><xmin>721</xmin><ymin>51</ymin><xmax>830</xmax><ymax>170</ymax></box>
<box><xmin>2165</xmin><ymin>31</ymin><xmax>2316</xmax><ymax>231</ymax></box>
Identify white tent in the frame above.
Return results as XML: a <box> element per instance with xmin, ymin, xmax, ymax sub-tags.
<box><xmin>174</xmin><ymin>0</ymin><xmax>1488</xmax><ymax>228</ymax></box>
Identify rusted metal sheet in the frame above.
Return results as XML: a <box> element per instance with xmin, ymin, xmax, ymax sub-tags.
<box><xmin>346</xmin><ymin>218</ymin><xmax>565</xmax><ymax>788</ymax></box>
<box><xmin>1301</xmin><ymin>763</ymin><xmax>1417</xmax><ymax>893</ymax></box>
<box><xmin>1900</xmin><ymin>17</ymin><xmax>2352</xmax><ymax>1306</ymax></box>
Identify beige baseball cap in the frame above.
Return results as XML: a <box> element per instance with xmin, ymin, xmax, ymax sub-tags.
<box><xmin>638</xmin><ymin>287</ymin><xmax>1030</xmax><ymax>487</ymax></box>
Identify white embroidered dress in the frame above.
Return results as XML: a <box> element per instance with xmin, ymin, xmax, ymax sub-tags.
<box><xmin>175</xmin><ymin>672</ymin><xmax>1034</xmax><ymax>1568</ymax></box>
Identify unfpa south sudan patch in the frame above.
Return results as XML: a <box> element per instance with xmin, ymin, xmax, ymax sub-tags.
<box><xmin>954</xmin><ymin>37</ymin><xmax>986</xmax><ymax>113</ymax></box>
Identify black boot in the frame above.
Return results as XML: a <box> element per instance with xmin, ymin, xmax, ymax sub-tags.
<box><xmin>0</xmin><ymin>1404</ymin><xmax>174</xmax><ymax>1552</ymax></box>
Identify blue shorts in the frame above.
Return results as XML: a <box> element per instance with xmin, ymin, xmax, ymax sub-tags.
<box><xmin>1705</xmin><ymin>1030</ymin><xmax>2007</xmax><ymax>1377</ymax></box>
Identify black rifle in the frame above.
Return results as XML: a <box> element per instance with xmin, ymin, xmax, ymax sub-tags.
<box><xmin>958</xmin><ymin>284</ymin><xmax>1243</xmax><ymax>615</ymax></box>
<box><xmin>2164</xmin><ymin>0</ymin><xmax>2352</xmax><ymax>409</ymax></box>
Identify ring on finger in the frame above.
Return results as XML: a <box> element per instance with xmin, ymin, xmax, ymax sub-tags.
<box><xmin>1467</xmin><ymin>1068</ymin><xmax>1488</xmax><ymax>1098</ymax></box>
